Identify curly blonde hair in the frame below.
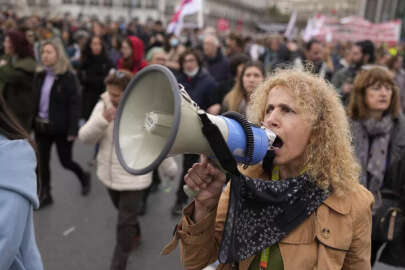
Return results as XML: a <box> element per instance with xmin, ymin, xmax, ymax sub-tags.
<box><xmin>247</xmin><ymin>69</ymin><xmax>360</xmax><ymax>195</ymax></box>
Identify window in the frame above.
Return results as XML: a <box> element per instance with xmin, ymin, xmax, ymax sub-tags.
<box><xmin>27</xmin><ymin>0</ymin><xmax>36</xmax><ymax>6</ymax></box>
<box><xmin>145</xmin><ymin>0</ymin><xmax>157</xmax><ymax>8</ymax></box>
<box><xmin>77</xmin><ymin>0</ymin><xmax>86</xmax><ymax>5</ymax></box>
<box><xmin>123</xmin><ymin>0</ymin><xmax>140</xmax><ymax>8</ymax></box>
<box><xmin>381</xmin><ymin>0</ymin><xmax>395</xmax><ymax>22</ymax></box>
<box><xmin>104</xmin><ymin>0</ymin><xmax>112</xmax><ymax>7</ymax></box>
<box><xmin>39</xmin><ymin>0</ymin><xmax>49</xmax><ymax>6</ymax></box>
<box><xmin>90</xmin><ymin>0</ymin><xmax>99</xmax><ymax>5</ymax></box>
<box><xmin>364</xmin><ymin>0</ymin><xmax>378</xmax><ymax>22</ymax></box>
<box><xmin>63</xmin><ymin>0</ymin><xmax>73</xmax><ymax>3</ymax></box>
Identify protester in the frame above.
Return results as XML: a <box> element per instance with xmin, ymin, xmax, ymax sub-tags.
<box><xmin>61</xmin><ymin>28</ymin><xmax>81</xmax><ymax>68</ymax></box>
<box><xmin>78</xmin><ymin>69</ymin><xmax>177</xmax><ymax>270</ymax></box>
<box><xmin>260</xmin><ymin>34</ymin><xmax>291</xmax><ymax>72</ymax></box>
<box><xmin>78</xmin><ymin>35</ymin><xmax>113</xmax><ymax>120</ymax></box>
<box><xmin>118</xmin><ymin>36</ymin><xmax>147</xmax><ymax>74</ymax></box>
<box><xmin>332</xmin><ymin>40</ymin><xmax>375</xmax><ymax>105</ymax></box>
<box><xmin>146</xmin><ymin>46</ymin><xmax>167</xmax><ymax>66</ymax></box>
<box><xmin>225</xmin><ymin>32</ymin><xmax>245</xmax><ymax>57</ymax></box>
<box><xmin>216</xmin><ymin>53</ymin><xmax>250</xmax><ymax>106</ymax></box>
<box><xmin>294</xmin><ymin>39</ymin><xmax>332</xmax><ymax>81</ymax></box>
<box><xmin>203</xmin><ymin>34</ymin><xmax>231</xmax><ymax>88</ymax></box>
<box><xmin>0</xmin><ymin>94</ymin><xmax>43</xmax><ymax>270</ymax></box>
<box><xmin>0</xmin><ymin>30</ymin><xmax>36</xmax><ymax>131</ymax></box>
<box><xmin>171</xmin><ymin>49</ymin><xmax>218</xmax><ymax>216</ymax></box>
<box><xmin>33</xmin><ymin>39</ymin><xmax>90</xmax><ymax>209</ymax></box>
<box><xmin>166</xmin><ymin>34</ymin><xmax>186</xmax><ymax>72</ymax></box>
<box><xmin>347</xmin><ymin>66</ymin><xmax>405</xmax><ymax>266</ymax></box>
<box><xmin>386</xmin><ymin>55</ymin><xmax>405</xmax><ymax>113</ymax></box>
<box><xmin>163</xmin><ymin>69</ymin><xmax>374</xmax><ymax>270</ymax></box>
<box><xmin>222</xmin><ymin>61</ymin><xmax>265</xmax><ymax>115</ymax></box>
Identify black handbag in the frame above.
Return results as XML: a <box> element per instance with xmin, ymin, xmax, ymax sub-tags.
<box><xmin>372</xmin><ymin>189</ymin><xmax>404</xmax><ymax>243</ymax></box>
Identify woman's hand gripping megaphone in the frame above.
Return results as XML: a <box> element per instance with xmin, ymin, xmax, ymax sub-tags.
<box><xmin>184</xmin><ymin>155</ymin><xmax>228</xmax><ymax>216</ymax></box>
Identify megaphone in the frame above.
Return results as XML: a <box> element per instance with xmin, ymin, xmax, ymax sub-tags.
<box><xmin>113</xmin><ymin>65</ymin><xmax>279</xmax><ymax>177</ymax></box>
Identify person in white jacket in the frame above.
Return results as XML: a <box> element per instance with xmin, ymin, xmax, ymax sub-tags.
<box><xmin>78</xmin><ymin>69</ymin><xmax>177</xmax><ymax>270</ymax></box>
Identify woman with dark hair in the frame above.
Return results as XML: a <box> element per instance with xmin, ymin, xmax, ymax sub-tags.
<box><xmin>0</xmin><ymin>30</ymin><xmax>36</xmax><ymax>131</ymax></box>
<box><xmin>348</xmin><ymin>66</ymin><xmax>405</xmax><ymax>267</ymax></box>
<box><xmin>78</xmin><ymin>35</ymin><xmax>113</xmax><ymax>120</ymax></box>
<box><xmin>61</xmin><ymin>28</ymin><xmax>81</xmax><ymax>69</ymax></box>
<box><xmin>117</xmin><ymin>36</ymin><xmax>147</xmax><ymax>74</ymax></box>
<box><xmin>33</xmin><ymin>39</ymin><xmax>90</xmax><ymax>209</ymax></box>
<box><xmin>0</xmin><ymin>95</ymin><xmax>43</xmax><ymax>269</ymax></box>
<box><xmin>222</xmin><ymin>61</ymin><xmax>265</xmax><ymax>115</ymax></box>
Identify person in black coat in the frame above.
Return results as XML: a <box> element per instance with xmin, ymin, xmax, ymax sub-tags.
<box><xmin>78</xmin><ymin>35</ymin><xmax>113</xmax><ymax>120</ymax></box>
<box><xmin>33</xmin><ymin>39</ymin><xmax>90</xmax><ymax>209</ymax></box>
<box><xmin>171</xmin><ymin>49</ymin><xmax>218</xmax><ymax>216</ymax></box>
<box><xmin>377</xmin><ymin>151</ymin><xmax>405</xmax><ymax>268</ymax></box>
<box><xmin>203</xmin><ymin>35</ymin><xmax>231</xmax><ymax>87</ymax></box>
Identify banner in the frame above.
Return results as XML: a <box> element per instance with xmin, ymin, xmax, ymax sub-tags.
<box><xmin>217</xmin><ymin>18</ymin><xmax>229</xmax><ymax>32</ymax></box>
<box><xmin>302</xmin><ymin>15</ymin><xmax>401</xmax><ymax>44</ymax></box>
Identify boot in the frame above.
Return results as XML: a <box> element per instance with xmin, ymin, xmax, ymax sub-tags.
<box><xmin>38</xmin><ymin>187</ymin><xmax>53</xmax><ymax>209</ymax></box>
<box><xmin>80</xmin><ymin>171</ymin><xmax>91</xmax><ymax>196</ymax></box>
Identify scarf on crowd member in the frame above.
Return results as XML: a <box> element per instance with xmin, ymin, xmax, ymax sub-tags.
<box><xmin>218</xmin><ymin>173</ymin><xmax>329</xmax><ymax>264</ymax></box>
<box><xmin>351</xmin><ymin>115</ymin><xmax>394</xmax><ymax>211</ymax></box>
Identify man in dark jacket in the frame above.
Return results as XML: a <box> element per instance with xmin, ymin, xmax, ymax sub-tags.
<box><xmin>332</xmin><ymin>40</ymin><xmax>375</xmax><ymax>105</ymax></box>
<box><xmin>203</xmin><ymin>34</ymin><xmax>231</xmax><ymax>114</ymax></box>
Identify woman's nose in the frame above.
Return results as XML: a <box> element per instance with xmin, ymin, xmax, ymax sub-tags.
<box><xmin>267</xmin><ymin>110</ymin><xmax>280</xmax><ymax>129</ymax></box>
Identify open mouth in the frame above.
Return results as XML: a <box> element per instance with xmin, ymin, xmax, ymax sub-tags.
<box><xmin>272</xmin><ymin>136</ymin><xmax>283</xmax><ymax>149</ymax></box>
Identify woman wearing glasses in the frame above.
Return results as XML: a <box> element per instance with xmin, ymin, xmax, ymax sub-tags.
<box><xmin>33</xmin><ymin>39</ymin><xmax>90</xmax><ymax>209</ymax></box>
<box><xmin>348</xmin><ymin>66</ymin><xmax>405</xmax><ymax>267</ymax></box>
<box><xmin>78</xmin><ymin>69</ymin><xmax>177</xmax><ymax>270</ymax></box>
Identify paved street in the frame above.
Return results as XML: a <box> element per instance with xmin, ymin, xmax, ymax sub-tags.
<box><xmin>34</xmin><ymin>141</ymin><xmax>403</xmax><ymax>270</ymax></box>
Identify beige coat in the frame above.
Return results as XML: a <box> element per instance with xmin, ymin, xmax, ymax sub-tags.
<box><xmin>78</xmin><ymin>92</ymin><xmax>177</xmax><ymax>191</ymax></box>
<box><xmin>163</xmin><ymin>167</ymin><xmax>374</xmax><ymax>270</ymax></box>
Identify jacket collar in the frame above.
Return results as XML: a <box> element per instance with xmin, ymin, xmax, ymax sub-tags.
<box><xmin>322</xmin><ymin>192</ymin><xmax>351</xmax><ymax>215</ymax></box>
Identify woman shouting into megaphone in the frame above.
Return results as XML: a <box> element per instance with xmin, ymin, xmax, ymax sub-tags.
<box><xmin>162</xmin><ymin>69</ymin><xmax>374</xmax><ymax>270</ymax></box>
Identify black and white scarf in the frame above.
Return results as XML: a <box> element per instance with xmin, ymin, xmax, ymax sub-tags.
<box><xmin>218</xmin><ymin>173</ymin><xmax>329</xmax><ymax>264</ymax></box>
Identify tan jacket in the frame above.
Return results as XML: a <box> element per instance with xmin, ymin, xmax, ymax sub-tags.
<box><xmin>163</xmin><ymin>170</ymin><xmax>374</xmax><ymax>270</ymax></box>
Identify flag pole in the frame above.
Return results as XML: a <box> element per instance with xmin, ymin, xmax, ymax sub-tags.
<box><xmin>198</xmin><ymin>0</ymin><xmax>204</xmax><ymax>29</ymax></box>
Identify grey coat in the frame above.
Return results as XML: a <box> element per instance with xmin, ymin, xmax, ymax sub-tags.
<box><xmin>351</xmin><ymin>114</ymin><xmax>405</xmax><ymax>184</ymax></box>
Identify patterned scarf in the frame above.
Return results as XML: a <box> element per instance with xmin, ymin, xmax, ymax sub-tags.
<box><xmin>218</xmin><ymin>173</ymin><xmax>329</xmax><ymax>264</ymax></box>
<box><xmin>351</xmin><ymin>116</ymin><xmax>393</xmax><ymax>211</ymax></box>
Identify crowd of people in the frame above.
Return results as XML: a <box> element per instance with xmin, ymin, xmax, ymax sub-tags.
<box><xmin>0</xmin><ymin>10</ymin><xmax>404</xmax><ymax>270</ymax></box>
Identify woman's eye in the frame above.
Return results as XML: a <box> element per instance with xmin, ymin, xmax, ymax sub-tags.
<box><xmin>282</xmin><ymin>107</ymin><xmax>291</xmax><ymax>113</ymax></box>
<box><xmin>266</xmin><ymin>106</ymin><xmax>274</xmax><ymax>114</ymax></box>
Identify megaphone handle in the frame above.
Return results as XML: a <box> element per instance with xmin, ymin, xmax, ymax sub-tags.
<box><xmin>183</xmin><ymin>157</ymin><xmax>226</xmax><ymax>198</ymax></box>
<box><xmin>183</xmin><ymin>184</ymin><xmax>199</xmax><ymax>198</ymax></box>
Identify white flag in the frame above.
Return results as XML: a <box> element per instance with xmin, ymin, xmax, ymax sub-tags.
<box><xmin>285</xmin><ymin>10</ymin><xmax>297</xmax><ymax>40</ymax></box>
<box><xmin>167</xmin><ymin>0</ymin><xmax>202</xmax><ymax>35</ymax></box>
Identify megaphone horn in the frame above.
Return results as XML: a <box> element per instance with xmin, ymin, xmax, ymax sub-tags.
<box><xmin>113</xmin><ymin>65</ymin><xmax>279</xmax><ymax>178</ymax></box>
